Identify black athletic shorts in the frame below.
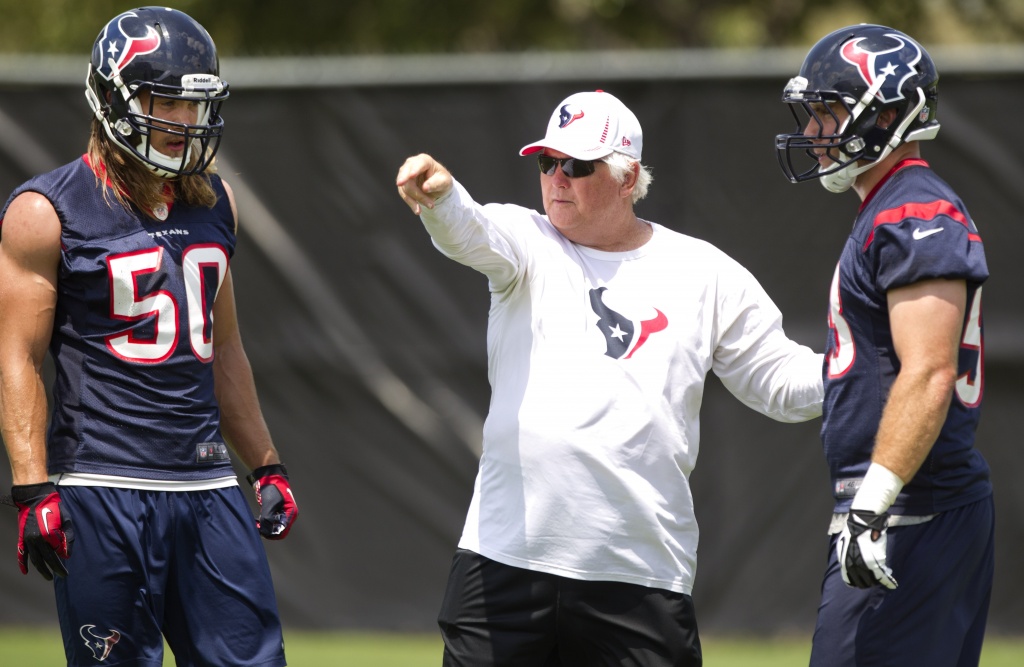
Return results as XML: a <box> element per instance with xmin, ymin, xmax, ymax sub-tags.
<box><xmin>438</xmin><ymin>549</ymin><xmax>702</xmax><ymax>667</ymax></box>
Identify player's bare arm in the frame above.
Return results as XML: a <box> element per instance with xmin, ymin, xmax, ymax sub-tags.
<box><xmin>874</xmin><ymin>277</ymin><xmax>966</xmax><ymax>482</ymax></box>
<box><xmin>211</xmin><ymin>268</ymin><xmax>280</xmax><ymax>471</ymax></box>
<box><xmin>211</xmin><ymin>267</ymin><xmax>297</xmax><ymax>540</ymax></box>
<box><xmin>0</xmin><ymin>192</ymin><xmax>61</xmax><ymax>485</ymax></box>
<box><xmin>211</xmin><ymin>179</ymin><xmax>279</xmax><ymax>470</ymax></box>
<box><xmin>396</xmin><ymin>153</ymin><xmax>453</xmax><ymax>214</ymax></box>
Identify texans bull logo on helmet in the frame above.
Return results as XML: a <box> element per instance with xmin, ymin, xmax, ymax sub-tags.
<box><xmin>80</xmin><ymin>625</ymin><xmax>121</xmax><ymax>662</ymax></box>
<box><xmin>839</xmin><ymin>33</ymin><xmax>922</xmax><ymax>104</ymax></box>
<box><xmin>589</xmin><ymin>287</ymin><xmax>668</xmax><ymax>360</ymax></box>
<box><xmin>94</xmin><ymin>11</ymin><xmax>162</xmax><ymax>81</ymax></box>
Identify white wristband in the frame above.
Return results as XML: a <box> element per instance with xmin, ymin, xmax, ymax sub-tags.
<box><xmin>850</xmin><ymin>462</ymin><xmax>905</xmax><ymax>514</ymax></box>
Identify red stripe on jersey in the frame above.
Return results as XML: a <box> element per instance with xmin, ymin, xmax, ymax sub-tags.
<box><xmin>860</xmin><ymin>158</ymin><xmax>929</xmax><ymax>211</ymax></box>
<box><xmin>863</xmin><ymin>199</ymin><xmax>980</xmax><ymax>251</ymax></box>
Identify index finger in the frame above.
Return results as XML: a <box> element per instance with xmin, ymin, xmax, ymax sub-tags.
<box><xmin>395</xmin><ymin>154</ymin><xmax>431</xmax><ymax>187</ymax></box>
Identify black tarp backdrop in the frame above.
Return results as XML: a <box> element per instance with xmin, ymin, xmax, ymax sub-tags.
<box><xmin>0</xmin><ymin>50</ymin><xmax>1021</xmax><ymax>636</ymax></box>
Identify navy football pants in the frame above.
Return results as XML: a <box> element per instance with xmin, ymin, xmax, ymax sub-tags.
<box><xmin>810</xmin><ymin>497</ymin><xmax>994</xmax><ymax>667</ymax></box>
<box><xmin>54</xmin><ymin>485</ymin><xmax>286</xmax><ymax>667</ymax></box>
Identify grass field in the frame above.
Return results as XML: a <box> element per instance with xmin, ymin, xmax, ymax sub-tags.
<box><xmin>2</xmin><ymin>627</ymin><xmax>1023</xmax><ymax>665</ymax></box>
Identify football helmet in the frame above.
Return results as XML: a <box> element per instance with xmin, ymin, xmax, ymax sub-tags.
<box><xmin>775</xmin><ymin>25</ymin><xmax>940</xmax><ymax>193</ymax></box>
<box><xmin>85</xmin><ymin>7</ymin><xmax>229</xmax><ymax>177</ymax></box>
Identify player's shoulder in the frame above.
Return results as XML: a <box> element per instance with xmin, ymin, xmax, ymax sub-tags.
<box><xmin>2</xmin><ymin>156</ymin><xmax>108</xmax><ymax>234</ymax></box>
<box><xmin>214</xmin><ymin>175</ymin><xmax>239</xmax><ymax>233</ymax></box>
<box><xmin>6</xmin><ymin>155</ymin><xmax>87</xmax><ymax>194</ymax></box>
<box><xmin>867</xmin><ymin>165</ymin><xmax>966</xmax><ymax>222</ymax></box>
<box><xmin>0</xmin><ymin>190</ymin><xmax>61</xmax><ymax>256</ymax></box>
<box><xmin>858</xmin><ymin>165</ymin><xmax>977</xmax><ymax>249</ymax></box>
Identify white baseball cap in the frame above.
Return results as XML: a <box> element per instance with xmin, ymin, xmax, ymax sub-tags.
<box><xmin>519</xmin><ymin>90</ymin><xmax>643</xmax><ymax>161</ymax></box>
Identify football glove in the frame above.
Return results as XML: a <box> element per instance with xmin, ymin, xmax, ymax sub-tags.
<box><xmin>837</xmin><ymin>509</ymin><xmax>898</xmax><ymax>590</ymax></box>
<box><xmin>12</xmin><ymin>482</ymin><xmax>74</xmax><ymax>580</ymax></box>
<box><xmin>246</xmin><ymin>464</ymin><xmax>298</xmax><ymax>540</ymax></box>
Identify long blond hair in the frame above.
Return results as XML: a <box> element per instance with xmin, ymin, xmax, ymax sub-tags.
<box><xmin>86</xmin><ymin>118</ymin><xmax>219</xmax><ymax>217</ymax></box>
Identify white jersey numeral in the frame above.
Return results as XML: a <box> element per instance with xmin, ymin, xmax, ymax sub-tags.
<box><xmin>827</xmin><ymin>263</ymin><xmax>855</xmax><ymax>378</ymax></box>
<box><xmin>105</xmin><ymin>245</ymin><xmax>228</xmax><ymax>364</ymax></box>
<box><xmin>955</xmin><ymin>287</ymin><xmax>984</xmax><ymax>407</ymax></box>
<box><xmin>183</xmin><ymin>245</ymin><xmax>229</xmax><ymax>361</ymax></box>
<box><xmin>106</xmin><ymin>248</ymin><xmax>178</xmax><ymax>362</ymax></box>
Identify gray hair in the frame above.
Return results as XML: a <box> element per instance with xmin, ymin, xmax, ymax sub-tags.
<box><xmin>603</xmin><ymin>152</ymin><xmax>652</xmax><ymax>203</ymax></box>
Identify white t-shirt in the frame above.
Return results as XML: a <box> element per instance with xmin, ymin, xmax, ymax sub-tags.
<box><xmin>422</xmin><ymin>181</ymin><xmax>823</xmax><ymax>594</ymax></box>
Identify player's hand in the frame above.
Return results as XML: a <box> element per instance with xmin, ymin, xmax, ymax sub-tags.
<box><xmin>396</xmin><ymin>154</ymin><xmax>453</xmax><ymax>214</ymax></box>
<box><xmin>247</xmin><ymin>464</ymin><xmax>298</xmax><ymax>540</ymax></box>
<box><xmin>12</xmin><ymin>482</ymin><xmax>74</xmax><ymax>580</ymax></box>
<box><xmin>837</xmin><ymin>509</ymin><xmax>897</xmax><ymax>590</ymax></box>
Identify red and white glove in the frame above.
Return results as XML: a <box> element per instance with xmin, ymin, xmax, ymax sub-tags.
<box><xmin>13</xmin><ymin>482</ymin><xmax>74</xmax><ymax>580</ymax></box>
<box><xmin>246</xmin><ymin>464</ymin><xmax>298</xmax><ymax>540</ymax></box>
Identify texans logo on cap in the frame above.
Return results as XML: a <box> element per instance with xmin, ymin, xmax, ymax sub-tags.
<box><xmin>559</xmin><ymin>104</ymin><xmax>585</xmax><ymax>128</ymax></box>
<box><xmin>840</xmin><ymin>33</ymin><xmax>922</xmax><ymax>104</ymax></box>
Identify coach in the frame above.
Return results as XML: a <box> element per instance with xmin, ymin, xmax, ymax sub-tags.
<box><xmin>396</xmin><ymin>90</ymin><xmax>823</xmax><ymax>666</ymax></box>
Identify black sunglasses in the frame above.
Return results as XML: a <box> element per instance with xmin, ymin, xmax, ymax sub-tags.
<box><xmin>537</xmin><ymin>154</ymin><xmax>599</xmax><ymax>178</ymax></box>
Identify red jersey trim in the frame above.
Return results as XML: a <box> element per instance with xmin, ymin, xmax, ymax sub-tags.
<box><xmin>82</xmin><ymin>154</ymin><xmax>175</xmax><ymax>219</ymax></box>
<box><xmin>861</xmin><ymin>160</ymin><xmax>982</xmax><ymax>251</ymax></box>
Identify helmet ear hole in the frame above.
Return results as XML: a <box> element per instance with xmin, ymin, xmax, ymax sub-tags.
<box><xmin>877</xmin><ymin>108</ymin><xmax>900</xmax><ymax>130</ymax></box>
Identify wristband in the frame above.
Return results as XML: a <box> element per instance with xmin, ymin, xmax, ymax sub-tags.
<box><xmin>850</xmin><ymin>462</ymin><xmax>904</xmax><ymax>514</ymax></box>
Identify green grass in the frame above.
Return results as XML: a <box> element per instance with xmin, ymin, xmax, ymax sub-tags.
<box><xmin>1</xmin><ymin>627</ymin><xmax>1022</xmax><ymax>666</ymax></box>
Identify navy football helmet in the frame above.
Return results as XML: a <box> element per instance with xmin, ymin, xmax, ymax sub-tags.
<box><xmin>775</xmin><ymin>25</ymin><xmax>940</xmax><ymax>193</ymax></box>
<box><xmin>85</xmin><ymin>7</ymin><xmax>229</xmax><ymax>177</ymax></box>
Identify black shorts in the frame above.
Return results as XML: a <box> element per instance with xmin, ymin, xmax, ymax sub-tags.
<box><xmin>438</xmin><ymin>549</ymin><xmax>702</xmax><ymax>667</ymax></box>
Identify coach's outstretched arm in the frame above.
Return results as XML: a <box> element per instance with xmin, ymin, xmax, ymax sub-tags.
<box><xmin>396</xmin><ymin>154</ymin><xmax>453</xmax><ymax>214</ymax></box>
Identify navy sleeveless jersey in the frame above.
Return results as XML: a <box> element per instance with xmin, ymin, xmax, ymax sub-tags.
<box><xmin>823</xmin><ymin>159</ymin><xmax>991</xmax><ymax>515</ymax></box>
<box><xmin>1</xmin><ymin>157</ymin><xmax>237</xmax><ymax>480</ymax></box>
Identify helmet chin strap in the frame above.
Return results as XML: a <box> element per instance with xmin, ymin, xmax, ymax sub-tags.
<box><xmin>820</xmin><ymin>87</ymin><xmax>927</xmax><ymax>194</ymax></box>
<box><xmin>135</xmin><ymin>135</ymin><xmax>194</xmax><ymax>178</ymax></box>
<box><xmin>820</xmin><ymin>162</ymin><xmax>856</xmax><ymax>194</ymax></box>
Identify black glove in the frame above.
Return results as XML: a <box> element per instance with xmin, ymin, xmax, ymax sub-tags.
<box><xmin>246</xmin><ymin>464</ymin><xmax>298</xmax><ymax>540</ymax></box>
<box><xmin>837</xmin><ymin>509</ymin><xmax>898</xmax><ymax>590</ymax></box>
<box><xmin>13</xmin><ymin>482</ymin><xmax>74</xmax><ymax>580</ymax></box>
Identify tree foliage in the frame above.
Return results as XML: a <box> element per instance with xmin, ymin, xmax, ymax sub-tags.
<box><xmin>2</xmin><ymin>0</ymin><xmax>1023</xmax><ymax>56</ymax></box>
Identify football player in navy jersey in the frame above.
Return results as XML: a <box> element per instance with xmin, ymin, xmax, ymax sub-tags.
<box><xmin>776</xmin><ymin>25</ymin><xmax>993</xmax><ymax>667</ymax></box>
<box><xmin>0</xmin><ymin>8</ymin><xmax>296</xmax><ymax>666</ymax></box>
